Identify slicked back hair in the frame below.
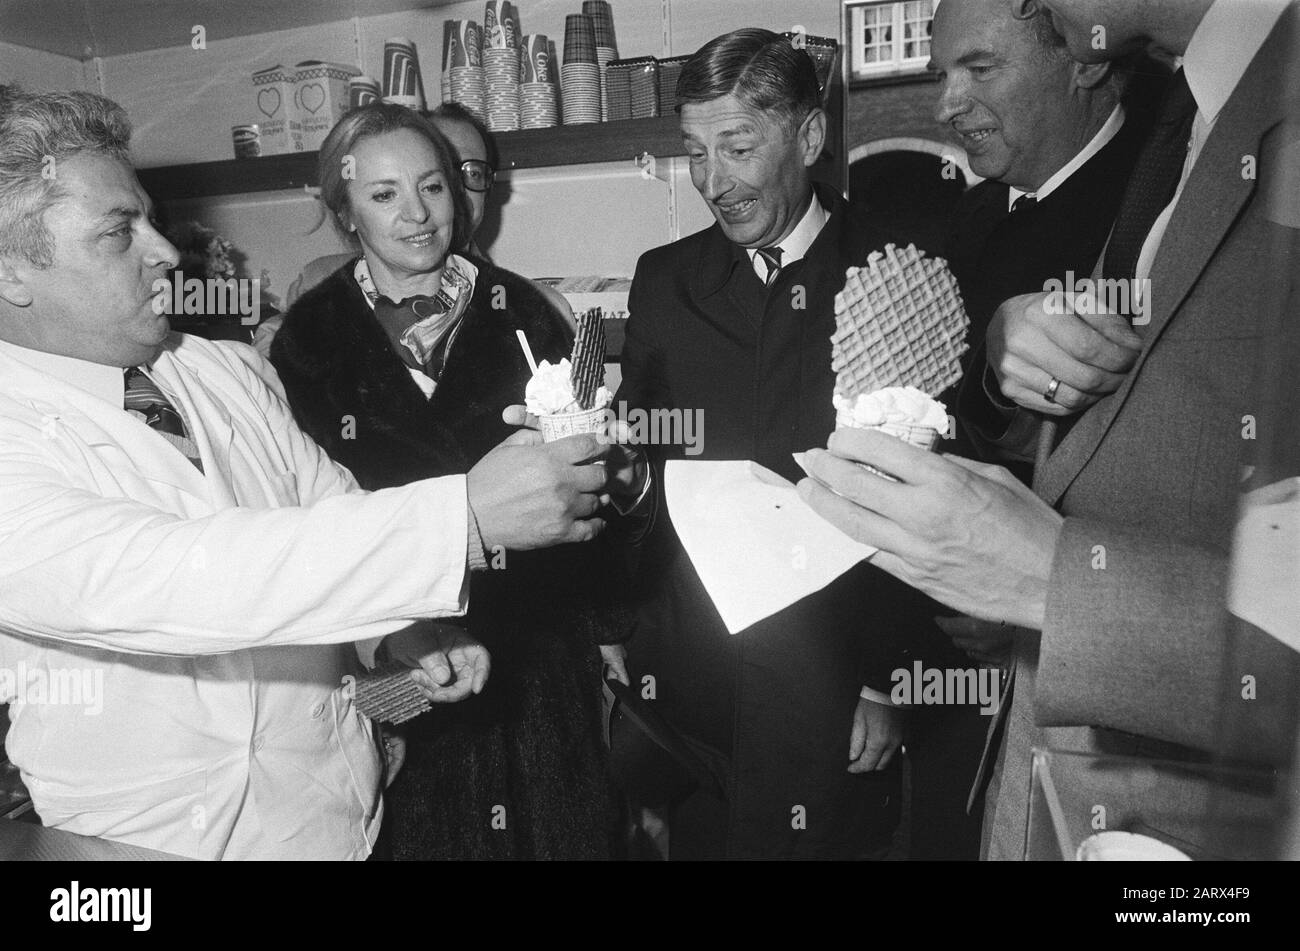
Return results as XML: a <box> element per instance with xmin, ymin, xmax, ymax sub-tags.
<box><xmin>317</xmin><ymin>102</ymin><xmax>473</xmax><ymax>252</ymax></box>
<box><xmin>675</xmin><ymin>28</ymin><xmax>821</xmax><ymax>134</ymax></box>
<box><xmin>0</xmin><ymin>85</ymin><xmax>133</xmax><ymax>268</ymax></box>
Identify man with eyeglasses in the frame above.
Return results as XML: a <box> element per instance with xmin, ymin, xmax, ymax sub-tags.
<box><xmin>428</xmin><ymin>103</ymin><xmax>579</xmax><ymax>334</ymax></box>
<box><xmin>430</xmin><ymin>104</ymin><xmax>497</xmax><ymax>258</ymax></box>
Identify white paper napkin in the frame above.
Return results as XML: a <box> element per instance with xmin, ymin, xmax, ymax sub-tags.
<box><xmin>1228</xmin><ymin>477</ymin><xmax>1300</xmax><ymax>650</ymax></box>
<box><xmin>665</xmin><ymin>459</ymin><xmax>877</xmax><ymax>634</ymax></box>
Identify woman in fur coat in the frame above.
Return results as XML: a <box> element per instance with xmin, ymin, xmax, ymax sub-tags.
<box><xmin>270</xmin><ymin>103</ymin><xmax>624</xmax><ymax>860</ymax></box>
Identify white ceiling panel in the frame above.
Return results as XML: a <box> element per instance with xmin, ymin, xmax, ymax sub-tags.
<box><xmin>0</xmin><ymin>0</ymin><xmax>457</xmax><ymax>59</ymax></box>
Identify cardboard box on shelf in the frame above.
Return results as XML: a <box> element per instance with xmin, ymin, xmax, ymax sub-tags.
<box><xmin>295</xmin><ymin>61</ymin><xmax>362</xmax><ymax>151</ymax></box>
<box><xmin>251</xmin><ymin>65</ymin><xmax>302</xmax><ymax>155</ymax></box>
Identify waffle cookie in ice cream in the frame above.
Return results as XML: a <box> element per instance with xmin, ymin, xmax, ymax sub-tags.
<box><xmin>569</xmin><ymin>307</ymin><xmax>607</xmax><ymax>410</ymax></box>
<box><xmin>831</xmin><ymin>243</ymin><xmax>970</xmax><ymax>400</ymax></box>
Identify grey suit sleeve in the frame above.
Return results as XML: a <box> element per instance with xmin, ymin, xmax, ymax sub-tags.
<box><xmin>1034</xmin><ymin>517</ymin><xmax>1229</xmax><ymax>751</ymax></box>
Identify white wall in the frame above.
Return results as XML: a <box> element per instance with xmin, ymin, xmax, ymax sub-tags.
<box><xmin>0</xmin><ymin>39</ymin><xmax>96</xmax><ymax>90</ymax></box>
<box><xmin>6</xmin><ymin>0</ymin><xmax>842</xmax><ymax>294</ymax></box>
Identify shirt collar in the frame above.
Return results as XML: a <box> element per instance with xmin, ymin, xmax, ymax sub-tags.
<box><xmin>1009</xmin><ymin>103</ymin><xmax>1126</xmax><ymax>211</ymax></box>
<box><xmin>0</xmin><ymin>338</ymin><xmax>126</xmax><ymax>406</ymax></box>
<box><xmin>1182</xmin><ymin>0</ymin><xmax>1289</xmax><ymax>127</ymax></box>
<box><xmin>745</xmin><ymin>193</ymin><xmax>829</xmax><ymax>268</ymax></box>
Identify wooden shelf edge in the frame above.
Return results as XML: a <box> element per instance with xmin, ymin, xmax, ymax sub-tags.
<box><xmin>138</xmin><ymin>115</ymin><xmax>686</xmax><ymax>202</ymax></box>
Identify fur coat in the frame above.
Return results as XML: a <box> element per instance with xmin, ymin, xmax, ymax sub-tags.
<box><xmin>270</xmin><ymin>256</ymin><xmax>622</xmax><ymax>860</ymax></box>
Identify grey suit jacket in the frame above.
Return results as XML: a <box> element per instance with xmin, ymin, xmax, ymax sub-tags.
<box><xmin>977</xmin><ymin>7</ymin><xmax>1300</xmax><ymax>860</ymax></box>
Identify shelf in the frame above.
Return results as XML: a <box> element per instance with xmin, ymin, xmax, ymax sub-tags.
<box><xmin>138</xmin><ymin>115</ymin><xmax>686</xmax><ymax>202</ymax></box>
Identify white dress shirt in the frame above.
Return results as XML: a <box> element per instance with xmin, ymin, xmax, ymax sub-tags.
<box><xmin>1008</xmin><ymin>103</ymin><xmax>1126</xmax><ymax>211</ymax></box>
<box><xmin>0</xmin><ymin>334</ymin><xmax>472</xmax><ymax>859</ymax></box>
<box><xmin>1134</xmin><ymin>0</ymin><xmax>1291</xmax><ymax>282</ymax></box>
<box><xmin>746</xmin><ymin>194</ymin><xmax>830</xmax><ymax>284</ymax></box>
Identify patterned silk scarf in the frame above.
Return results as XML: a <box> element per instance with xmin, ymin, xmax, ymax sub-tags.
<box><xmin>355</xmin><ymin>254</ymin><xmax>480</xmax><ymax>379</ymax></box>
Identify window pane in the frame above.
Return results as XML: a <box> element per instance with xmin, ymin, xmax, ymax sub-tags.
<box><xmin>902</xmin><ymin>0</ymin><xmax>935</xmax><ymax>60</ymax></box>
<box><xmin>860</xmin><ymin>3</ymin><xmax>895</xmax><ymax>66</ymax></box>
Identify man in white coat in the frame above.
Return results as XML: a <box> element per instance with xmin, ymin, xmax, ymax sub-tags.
<box><xmin>0</xmin><ymin>86</ymin><xmax>612</xmax><ymax>860</ymax></box>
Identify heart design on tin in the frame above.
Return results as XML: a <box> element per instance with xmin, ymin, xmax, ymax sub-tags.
<box><xmin>299</xmin><ymin>82</ymin><xmax>326</xmax><ymax>114</ymax></box>
<box><xmin>257</xmin><ymin>87</ymin><xmax>281</xmax><ymax>118</ymax></box>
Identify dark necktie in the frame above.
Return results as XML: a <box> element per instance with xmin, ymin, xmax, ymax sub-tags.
<box><xmin>123</xmin><ymin>367</ymin><xmax>204</xmax><ymax>473</ymax></box>
<box><xmin>1010</xmin><ymin>194</ymin><xmax>1038</xmax><ymax>215</ymax></box>
<box><xmin>755</xmin><ymin>246</ymin><xmax>783</xmax><ymax>287</ymax></box>
<box><xmin>1038</xmin><ymin>76</ymin><xmax>1197</xmax><ymax>462</ymax></box>
<box><xmin>1102</xmin><ymin>69</ymin><xmax>1198</xmax><ymax>284</ymax></box>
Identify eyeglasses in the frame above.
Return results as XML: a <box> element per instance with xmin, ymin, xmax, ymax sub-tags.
<box><xmin>459</xmin><ymin>160</ymin><xmax>496</xmax><ymax>193</ymax></box>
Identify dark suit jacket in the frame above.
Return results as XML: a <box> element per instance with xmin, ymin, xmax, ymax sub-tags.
<box><xmin>946</xmin><ymin>108</ymin><xmax>1150</xmax><ymax>344</ymax></box>
<box><xmin>617</xmin><ymin>184</ymin><xmax>963</xmax><ymax>858</ymax></box>
<box><xmin>972</xmin><ymin>8</ymin><xmax>1300</xmax><ymax>860</ymax></box>
<box><xmin>947</xmin><ymin>105</ymin><xmax>1153</xmax><ymax>477</ymax></box>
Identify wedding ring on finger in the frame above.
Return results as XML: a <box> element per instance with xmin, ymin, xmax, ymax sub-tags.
<box><xmin>1043</xmin><ymin>377</ymin><xmax>1062</xmax><ymax>404</ymax></box>
<box><xmin>855</xmin><ymin>461</ymin><xmax>901</xmax><ymax>484</ymax></box>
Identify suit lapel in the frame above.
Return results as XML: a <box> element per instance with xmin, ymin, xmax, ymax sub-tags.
<box><xmin>1035</xmin><ymin>20</ymin><xmax>1289</xmax><ymax>507</ymax></box>
<box><xmin>690</xmin><ymin>221</ymin><xmax>765</xmax><ymax>343</ymax></box>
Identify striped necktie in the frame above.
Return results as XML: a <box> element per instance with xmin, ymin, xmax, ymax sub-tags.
<box><xmin>755</xmin><ymin>246</ymin><xmax>783</xmax><ymax>287</ymax></box>
<box><xmin>123</xmin><ymin>367</ymin><xmax>204</xmax><ymax>473</ymax></box>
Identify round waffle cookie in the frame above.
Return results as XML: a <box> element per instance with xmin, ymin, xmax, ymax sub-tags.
<box><xmin>831</xmin><ymin>244</ymin><xmax>970</xmax><ymax>399</ymax></box>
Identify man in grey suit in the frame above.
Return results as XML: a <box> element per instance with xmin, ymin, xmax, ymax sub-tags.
<box><xmin>799</xmin><ymin>0</ymin><xmax>1299</xmax><ymax>859</ymax></box>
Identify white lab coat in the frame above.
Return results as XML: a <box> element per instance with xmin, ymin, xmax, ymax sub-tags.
<box><xmin>0</xmin><ymin>333</ymin><xmax>471</xmax><ymax>859</ymax></box>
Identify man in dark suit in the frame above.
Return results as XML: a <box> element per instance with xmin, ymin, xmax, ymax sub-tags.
<box><xmin>934</xmin><ymin>0</ymin><xmax>1163</xmax><ymax>483</ymax></box>
<box><xmin>799</xmin><ymin>0</ymin><xmax>1299</xmax><ymax>860</ymax></box>
<box><xmin>609</xmin><ymin>28</ymin><xmax>957</xmax><ymax>859</ymax></box>
<box><xmin>937</xmin><ymin>0</ymin><xmax>1148</xmax><ymax>341</ymax></box>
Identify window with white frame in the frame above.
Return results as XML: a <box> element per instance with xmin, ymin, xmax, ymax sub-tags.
<box><xmin>847</xmin><ymin>0</ymin><xmax>938</xmax><ymax>79</ymax></box>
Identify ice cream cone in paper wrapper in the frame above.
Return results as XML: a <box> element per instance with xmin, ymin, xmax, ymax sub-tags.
<box><xmin>830</xmin><ymin>243</ymin><xmax>970</xmax><ymax>452</ymax></box>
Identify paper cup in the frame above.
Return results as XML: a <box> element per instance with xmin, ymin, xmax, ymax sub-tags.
<box><xmin>348</xmin><ymin>76</ymin><xmax>381</xmax><ymax>108</ymax></box>
<box><xmin>563</xmin><ymin>13</ymin><xmax>597</xmax><ymax>64</ymax></box>
<box><xmin>521</xmin><ymin>34</ymin><xmax>549</xmax><ymax>83</ymax></box>
<box><xmin>232</xmin><ymin>124</ymin><xmax>261</xmax><ymax>158</ymax></box>
<box><xmin>539</xmin><ymin>407</ymin><xmax>608</xmax><ymax>442</ymax></box>
<box><xmin>1076</xmin><ymin>832</ymin><xmax>1191</xmax><ymax>861</ymax></box>
<box><xmin>382</xmin><ymin>37</ymin><xmax>424</xmax><ymax>109</ymax></box>
<box><xmin>483</xmin><ymin>1</ymin><xmax>510</xmax><ymax>49</ymax></box>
